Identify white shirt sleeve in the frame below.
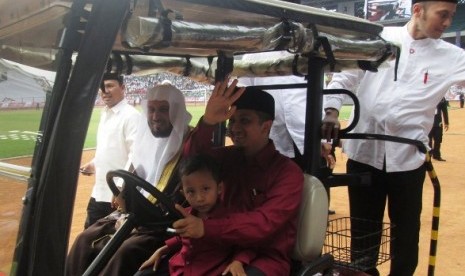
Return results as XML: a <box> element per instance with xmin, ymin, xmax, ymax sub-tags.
<box><xmin>324</xmin><ymin>69</ymin><xmax>364</xmax><ymax>111</ymax></box>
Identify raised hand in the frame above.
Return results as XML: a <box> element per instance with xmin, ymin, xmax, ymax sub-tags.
<box><xmin>203</xmin><ymin>78</ymin><xmax>245</xmax><ymax>125</ymax></box>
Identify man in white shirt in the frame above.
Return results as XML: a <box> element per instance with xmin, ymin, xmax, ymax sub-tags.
<box><xmin>80</xmin><ymin>73</ymin><xmax>140</xmax><ymax>228</ymax></box>
<box><xmin>323</xmin><ymin>1</ymin><xmax>465</xmax><ymax>275</ymax></box>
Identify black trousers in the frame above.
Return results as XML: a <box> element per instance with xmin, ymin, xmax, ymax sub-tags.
<box><xmin>347</xmin><ymin>159</ymin><xmax>425</xmax><ymax>276</ymax></box>
<box><xmin>428</xmin><ymin>126</ymin><xmax>443</xmax><ymax>159</ymax></box>
<box><xmin>85</xmin><ymin>197</ymin><xmax>115</xmax><ymax>229</ymax></box>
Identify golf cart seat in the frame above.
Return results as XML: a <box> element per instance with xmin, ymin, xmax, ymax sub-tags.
<box><xmin>292</xmin><ymin>174</ymin><xmax>333</xmax><ymax>275</ymax></box>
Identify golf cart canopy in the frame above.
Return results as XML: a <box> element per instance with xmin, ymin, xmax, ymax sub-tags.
<box><xmin>0</xmin><ymin>0</ymin><xmax>397</xmax><ymax>82</ymax></box>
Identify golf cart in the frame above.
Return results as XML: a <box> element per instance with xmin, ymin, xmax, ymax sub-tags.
<box><xmin>0</xmin><ymin>0</ymin><xmax>410</xmax><ymax>275</ymax></box>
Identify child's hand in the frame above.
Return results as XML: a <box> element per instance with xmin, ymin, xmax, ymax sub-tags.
<box><xmin>172</xmin><ymin>204</ymin><xmax>205</xmax><ymax>238</ymax></box>
<box><xmin>222</xmin><ymin>260</ymin><xmax>246</xmax><ymax>276</ymax></box>
<box><xmin>139</xmin><ymin>245</ymin><xmax>168</xmax><ymax>271</ymax></box>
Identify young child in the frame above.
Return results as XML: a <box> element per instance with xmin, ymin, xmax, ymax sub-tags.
<box><xmin>137</xmin><ymin>154</ymin><xmax>256</xmax><ymax>276</ymax></box>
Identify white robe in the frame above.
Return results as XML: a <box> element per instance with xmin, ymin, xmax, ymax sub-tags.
<box><xmin>325</xmin><ymin>24</ymin><xmax>465</xmax><ymax>172</ymax></box>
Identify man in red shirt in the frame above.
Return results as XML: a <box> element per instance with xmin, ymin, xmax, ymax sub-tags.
<box><xmin>176</xmin><ymin>79</ymin><xmax>304</xmax><ymax>276</ymax></box>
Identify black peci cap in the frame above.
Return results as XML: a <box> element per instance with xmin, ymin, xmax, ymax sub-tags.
<box><xmin>101</xmin><ymin>72</ymin><xmax>124</xmax><ymax>91</ymax></box>
<box><xmin>233</xmin><ymin>86</ymin><xmax>275</xmax><ymax>120</ymax></box>
<box><xmin>102</xmin><ymin>72</ymin><xmax>123</xmax><ymax>83</ymax></box>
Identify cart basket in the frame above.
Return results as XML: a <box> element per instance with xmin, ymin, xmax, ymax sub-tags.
<box><xmin>323</xmin><ymin>217</ymin><xmax>394</xmax><ymax>272</ymax></box>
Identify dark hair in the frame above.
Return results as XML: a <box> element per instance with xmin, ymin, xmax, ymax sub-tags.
<box><xmin>102</xmin><ymin>72</ymin><xmax>124</xmax><ymax>86</ymax></box>
<box><xmin>178</xmin><ymin>154</ymin><xmax>221</xmax><ymax>184</ymax></box>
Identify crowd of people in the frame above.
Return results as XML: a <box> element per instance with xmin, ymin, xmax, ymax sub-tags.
<box><xmin>121</xmin><ymin>73</ymin><xmax>212</xmax><ymax>105</ymax></box>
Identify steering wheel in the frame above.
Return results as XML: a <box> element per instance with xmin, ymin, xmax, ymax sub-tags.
<box><xmin>106</xmin><ymin>169</ymin><xmax>183</xmax><ymax>221</ymax></box>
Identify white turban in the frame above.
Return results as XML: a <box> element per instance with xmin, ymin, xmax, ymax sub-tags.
<box><xmin>132</xmin><ymin>83</ymin><xmax>192</xmax><ymax>186</ymax></box>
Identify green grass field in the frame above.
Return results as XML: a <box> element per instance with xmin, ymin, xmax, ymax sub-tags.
<box><xmin>0</xmin><ymin>106</ymin><xmax>206</xmax><ymax>159</ymax></box>
<box><xmin>0</xmin><ymin>105</ymin><xmax>352</xmax><ymax>159</ymax></box>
